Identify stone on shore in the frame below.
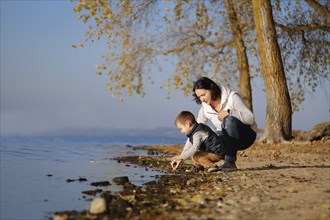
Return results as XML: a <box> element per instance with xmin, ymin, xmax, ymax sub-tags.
<box><xmin>89</xmin><ymin>197</ymin><xmax>107</xmax><ymax>214</ymax></box>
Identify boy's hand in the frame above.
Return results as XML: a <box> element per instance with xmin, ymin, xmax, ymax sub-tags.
<box><xmin>171</xmin><ymin>159</ymin><xmax>182</xmax><ymax>171</ymax></box>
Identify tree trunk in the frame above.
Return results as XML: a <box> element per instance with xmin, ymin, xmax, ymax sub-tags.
<box><xmin>225</xmin><ymin>0</ymin><xmax>253</xmax><ymax>112</ymax></box>
<box><xmin>252</xmin><ymin>0</ymin><xmax>292</xmax><ymax>143</ymax></box>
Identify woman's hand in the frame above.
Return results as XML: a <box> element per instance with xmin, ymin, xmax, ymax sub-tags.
<box><xmin>218</xmin><ymin>110</ymin><xmax>229</xmax><ymax>121</ymax></box>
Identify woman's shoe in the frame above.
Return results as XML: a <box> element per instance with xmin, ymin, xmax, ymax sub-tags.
<box><xmin>220</xmin><ymin>161</ymin><xmax>237</xmax><ymax>171</ymax></box>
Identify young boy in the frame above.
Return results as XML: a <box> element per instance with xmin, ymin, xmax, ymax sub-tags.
<box><xmin>171</xmin><ymin>111</ymin><xmax>225</xmax><ymax>172</ymax></box>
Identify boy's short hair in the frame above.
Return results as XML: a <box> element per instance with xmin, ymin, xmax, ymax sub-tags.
<box><xmin>175</xmin><ymin>111</ymin><xmax>196</xmax><ymax>126</ymax></box>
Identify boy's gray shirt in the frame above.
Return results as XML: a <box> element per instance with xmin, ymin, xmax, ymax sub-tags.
<box><xmin>180</xmin><ymin>130</ymin><xmax>208</xmax><ymax>160</ymax></box>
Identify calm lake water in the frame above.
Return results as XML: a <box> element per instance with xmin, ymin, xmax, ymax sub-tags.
<box><xmin>0</xmin><ymin>135</ymin><xmax>184</xmax><ymax>220</ymax></box>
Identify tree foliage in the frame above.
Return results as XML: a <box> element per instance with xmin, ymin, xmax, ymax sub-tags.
<box><xmin>272</xmin><ymin>0</ymin><xmax>330</xmax><ymax>112</ymax></box>
<box><xmin>72</xmin><ymin>0</ymin><xmax>328</xmax><ymax>110</ymax></box>
<box><xmin>72</xmin><ymin>0</ymin><xmax>329</xmax><ymax>114</ymax></box>
<box><xmin>73</xmin><ymin>0</ymin><xmax>157</xmax><ymax>99</ymax></box>
<box><xmin>72</xmin><ymin>0</ymin><xmax>259</xmax><ymax>100</ymax></box>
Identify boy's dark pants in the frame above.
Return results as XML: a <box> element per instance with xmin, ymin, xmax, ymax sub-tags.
<box><xmin>218</xmin><ymin>116</ymin><xmax>257</xmax><ymax>159</ymax></box>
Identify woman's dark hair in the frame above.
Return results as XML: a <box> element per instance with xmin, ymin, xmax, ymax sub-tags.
<box><xmin>192</xmin><ymin>77</ymin><xmax>222</xmax><ymax>104</ymax></box>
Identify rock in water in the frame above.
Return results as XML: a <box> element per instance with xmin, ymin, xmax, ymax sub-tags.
<box><xmin>89</xmin><ymin>197</ymin><xmax>107</xmax><ymax>214</ymax></box>
<box><xmin>113</xmin><ymin>176</ymin><xmax>129</xmax><ymax>185</ymax></box>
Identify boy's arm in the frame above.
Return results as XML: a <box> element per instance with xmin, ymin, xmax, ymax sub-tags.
<box><xmin>180</xmin><ymin>132</ymin><xmax>204</xmax><ymax>160</ymax></box>
<box><xmin>181</xmin><ymin>138</ymin><xmax>192</xmax><ymax>153</ymax></box>
<box><xmin>172</xmin><ymin>139</ymin><xmax>191</xmax><ymax>160</ymax></box>
<box><xmin>171</xmin><ymin>132</ymin><xmax>205</xmax><ymax>170</ymax></box>
<box><xmin>170</xmin><ymin>139</ymin><xmax>191</xmax><ymax>170</ymax></box>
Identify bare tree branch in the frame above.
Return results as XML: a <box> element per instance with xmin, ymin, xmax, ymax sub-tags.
<box><xmin>275</xmin><ymin>22</ymin><xmax>330</xmax><ymax>32</ymax></box>
<box><xmin>162</xmin><ymin>39</ymin><xmax>232</xmax><ymax>55</ymax></box>
<box><xmin>304</xmin><ymin>0</ymin><xmax>330</xmax><ymax>23</ymax></box>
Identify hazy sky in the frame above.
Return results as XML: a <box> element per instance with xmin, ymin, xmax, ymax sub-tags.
<box><xmin>1</xmin><ymin>1</ymin><xmax>329</xmax><ymax>136</ymax></box>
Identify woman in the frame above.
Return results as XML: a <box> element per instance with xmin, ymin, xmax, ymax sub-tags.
<box><xmin>191</xmin><ymin>76</ymin><xmax>257</xmax><ymax>171</ymax></box>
